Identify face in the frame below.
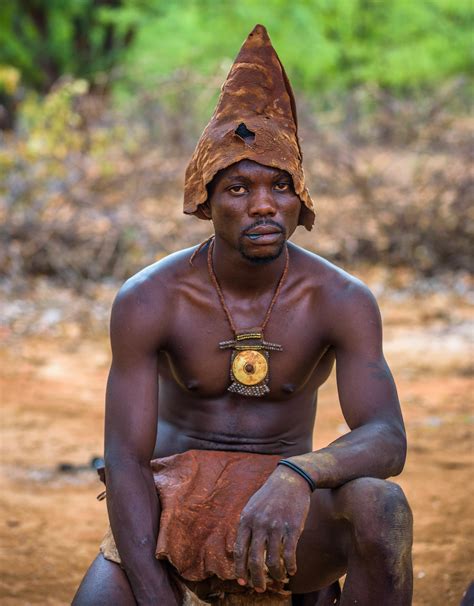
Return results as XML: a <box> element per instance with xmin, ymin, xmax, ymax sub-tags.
<box><xmin>204</xmin><ymin>160</ymin><xmax>301</xmax><ymax>263</ymax></box>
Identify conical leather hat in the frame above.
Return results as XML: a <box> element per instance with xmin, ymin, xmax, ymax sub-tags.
<box><xmin>183</xmin><ymin>24</ymin><xmax>315</xmax><ymax>230</ymax></box>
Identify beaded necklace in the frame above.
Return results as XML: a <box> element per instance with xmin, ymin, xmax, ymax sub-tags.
<box><xmin>207</xmin><ymin>237</ymin><xmax>288</xmax><ymax>397</ymax></box>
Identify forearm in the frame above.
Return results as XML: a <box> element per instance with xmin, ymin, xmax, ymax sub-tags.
<box><xmin>289</xmin><ymin>421</ymin><xmax>406</xmax><ymax>489</ymax></box>
<box><xmin>105</xmin><ymin>457</ymin><xmax>165</xmax><ymax>604</ymax></box>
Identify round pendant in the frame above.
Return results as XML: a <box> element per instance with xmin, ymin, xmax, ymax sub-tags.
<box><xmin>232</xmin><ymin>350</ymin><xmax>268</xmax><ymax>386</ymax></box>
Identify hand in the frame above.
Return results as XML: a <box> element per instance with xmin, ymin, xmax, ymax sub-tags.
<box><xmin>233</xmin><ymin>465</ymin><xmax>311</xmax><ymax>592</ymax></box>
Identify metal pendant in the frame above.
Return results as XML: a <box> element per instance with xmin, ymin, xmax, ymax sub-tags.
<box><xmin>219</xmin><ymin>331</ymin><xmax>282</xmax><ymax>397</ymax></box>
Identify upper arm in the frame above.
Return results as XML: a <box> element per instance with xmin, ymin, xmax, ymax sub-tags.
<box><xmin>104</xmin><ymin>275</ymin><xmax>168</xmax><ymax>466</ymax></box>
<box><xmin>330</xmin><ymin>280</ymin><xmax>404</xmax><ymax>434</ymax></box>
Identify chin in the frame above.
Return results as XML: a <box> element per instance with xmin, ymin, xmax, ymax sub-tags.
<box><xmin>238</xmin><ymin>241</ymin><xmax>286</xmax><ymax>264</ymax></box>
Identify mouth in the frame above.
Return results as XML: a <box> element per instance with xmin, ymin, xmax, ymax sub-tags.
<box><xmin>244</xmin><ymin>223</ymin><xmax>284</xmax><ymax>243</ymax></box>
<box><xmin>244</xmin><ymin>231</ymin><xmax>283</xmax><ymax>245</ymax></box>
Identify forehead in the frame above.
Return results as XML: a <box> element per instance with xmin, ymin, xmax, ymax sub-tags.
<box><xmin>212</xmin><ymin>159</ymin><xmax>290</xmax><ymax>185</ymax></box>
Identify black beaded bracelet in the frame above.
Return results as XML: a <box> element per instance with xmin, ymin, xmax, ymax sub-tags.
<box><xmin>277</xmin><ymin>459</ymin><xmax>317</xmax><ymax>492</ymax></box>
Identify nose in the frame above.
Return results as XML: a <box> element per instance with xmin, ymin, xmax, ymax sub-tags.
<box><xmin>248</xmin><ymin>186</ymin><xmax>277</xmax><ymax>218</ymax></box>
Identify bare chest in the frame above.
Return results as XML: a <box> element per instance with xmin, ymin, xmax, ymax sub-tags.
<box><xmin>161</xmin><ymin>291</ymin><xmax>329</xmax><ymax>399</ymax></box>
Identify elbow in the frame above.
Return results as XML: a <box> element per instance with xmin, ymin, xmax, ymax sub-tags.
<box><xmin>388</xmin><ymin>423</ymin><xmax>407</xmax><ymax>476</ymax></box>
<box><xmin>104</xmin><ymin>450</ymin><xmax>148</xmax><ymax>476</ymax></box>
<box><xmin>104</xmin><ymin>448</ymin><xmax>126</xmax><ymax>472</ymax></box>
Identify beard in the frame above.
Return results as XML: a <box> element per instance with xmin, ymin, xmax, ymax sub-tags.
<box><xmin>238</xmin><ymin>219</ymin><xmax>286</xmax><ymax>264</ymax></box>
<box><xmin>238</xmin><ymin>240</ymin><xmax>286</xmax><ymax>264</ymax></box>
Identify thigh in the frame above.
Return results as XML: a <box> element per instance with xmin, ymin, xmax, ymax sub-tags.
<box><xmin>72</xmin><ymin>554</ymin><xmax>136</xmax><ymax>606</ymax></box>
<box><xmin>289</xmin><ymin>488</ymin><xmax>349</xmax><ymax>594</ymax></box>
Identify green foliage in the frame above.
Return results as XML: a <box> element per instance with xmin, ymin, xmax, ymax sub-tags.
<box><xmin>0</xmin><ymin>65</ymin><xmax>20</xmax><ymax>94</ymax></box>
<box><xmin>0</xmin><ymin>0</ymin><xmax>151</xmax><ymax>92</ymax></box>
<box><xmin>0</xmin><ymin>0</ymin><xmax>471</xmax><ymax>96</ymax></box>
<box><xmin>2</xmin><ymin>76</ymin><xmax>471</xmax><ymax>283</ymax></box>
<box><xmin>21</xmin><ymin>79</ymin><xmax>90</xmax><ymax>160</ymax></box>
<box><xmin>0</xmin><ymin>79</ymin><xmax>148</xmax><ymax>283</ymax></box>
<box><xmin>123</xmin><ymin>0</ymin><xmax>473</xmax><ymax>95</ymax></box>
<box><xmin>0</xmin><ymin>1</ymin><xmax>472</xmax><ymax>283</ymax></box>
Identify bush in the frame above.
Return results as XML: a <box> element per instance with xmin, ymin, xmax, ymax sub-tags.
<box><xmin>0</xmin><ymin>76</ymin><xmax>471</xmax><ymax>287</ymax></box>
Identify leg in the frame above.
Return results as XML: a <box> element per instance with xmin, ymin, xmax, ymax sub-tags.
<box><xmin>73</xmin><ymin>553</ymin><xmax>182</xmax><ymax>606</ymax></box>
<box><xmin>336</xmin><ymin>478</ymin><xmax>413</xmax><ymax>606</ymax></box>
<box><xmin>289</xmin><ymin>478</ymin><xmax>412</xmax><ymax>605</ymax></box>
<box><xmin>292</xmin><ymin>582</ymin><xmax>341</xmax><ymax>605</ymax></box>
<box><xmin>289</xmin><ymin>489</ymin><xmax>349</xmax><ymax>595</ymax></box>
<box><xmin>72</xmin><ymin>554</ymin><xmax>136</xmax><ymax>606</ymax></box>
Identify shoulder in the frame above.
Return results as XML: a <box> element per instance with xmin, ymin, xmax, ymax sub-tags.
<box><xmin>110</xmin><ymin>245</ymin><xmax>203</xmax><ymax>346</ymax></box>
<box><xmin>290</xmin><ymin>244</ymin><xmax>381</xmax><ymax>342</ymax></box>
<box><xmin>291</xmin><ymin>244</ymin><xmax>376</xmax><ymax>303</ymax></box>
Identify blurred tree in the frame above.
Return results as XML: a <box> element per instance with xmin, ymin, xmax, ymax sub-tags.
<box><xmin>1</xmin><ymin>0</ymin><xmax>471</xmax><ymax>97</ymax></box>
<box><xmin>1</xmin><ymin>0</ymin><xmax>471</xmax><ymax>123</ymax></box>
<box><xmin>0</xmin><ymin>65</ymin><xmax>20</xmax><ymax>129</ymax></box>
<box><xmin>1</xmin><ymin>1</ymin><xmax>471</xmax><ymax>282</ymax></box>
<box><xmin>121</xmin><ymin>0</ymin><xmax>472</xmax><ymax>95</ymax></box>
<box><xmin>0</xmin><ymin>0</ymin><xmax>156</xmax><ymax>93</ymax></box>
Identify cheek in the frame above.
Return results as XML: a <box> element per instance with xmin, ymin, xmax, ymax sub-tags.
<box><xmin>211</xmin><ymin>202</ymin><xmax>245</xmax><ymax>231</ymax></box>
<box><xmin>220</xmin><ymin>204</ymin><xmax>242</xmax><ymax>220</ymax></box>
<box><xmin>280</xmin><ymin>200</ymin><xmax>302</xmax><ymax>237</ymax></box>
<box><xmin>281</xmin><ymin>197</ymin><xmax>302</xmax><ymax>221</ymax></box>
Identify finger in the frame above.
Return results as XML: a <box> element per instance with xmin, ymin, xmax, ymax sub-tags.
<box><xmin>234</xmin><ymin>524</ymin><xmax>251</xmax><ymax>583</ymax></box>
<box><xmin>265</xmin><ymin>531</ymin><xmax>285</xmax><ymax>581</ymax></box>
<box><xmin>247</xmin><ymin>533</ymin><xmax>267</xmax><ymax>592</ymax></box>
<box><xmin>282</xmin><ymin>527</ymin><xmax>299</xmax><ymax>577</ymax></box>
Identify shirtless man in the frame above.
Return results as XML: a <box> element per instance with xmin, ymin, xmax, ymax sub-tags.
<box><xmin>73</xmin><ymin>25</ymin><xmax>412</xmax><ymax>606</ymax></box>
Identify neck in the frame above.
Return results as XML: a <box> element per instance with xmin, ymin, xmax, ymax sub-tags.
<box><xmin>211</xmin><ymin>235</ymin><xmax>289</xmax><ymax>295</ymax></box>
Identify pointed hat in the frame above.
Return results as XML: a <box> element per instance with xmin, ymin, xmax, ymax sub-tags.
<box><xmin>183</xmin><ymin>24</ymin><xmax>315</xmax><ymax>230</ymax></box>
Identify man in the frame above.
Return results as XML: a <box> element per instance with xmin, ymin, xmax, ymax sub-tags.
<box><xmin>73</xmin><ymin>25</ymin><xmax>413</xmax><ymax>605</ymax></box>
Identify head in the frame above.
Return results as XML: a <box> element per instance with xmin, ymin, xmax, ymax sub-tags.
<box><xmin>183</xmin><ymin>25</ymin><xmax>315</xmax><ymax>232</ymax></box>
<box><xmin>201</xmin><ymin>159</ymin><xmax>301</xmax><ymax>264</ymax></box>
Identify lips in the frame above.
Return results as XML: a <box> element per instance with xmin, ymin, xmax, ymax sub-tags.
<box><xmin>245</xmin><ymin>231</ymin><xmax>283</xmax><ymax>246</ymax></box>
<box><xmin>245</xmin><ymin>225</ymin><xmax>283</xmax><ymax>242</ymax></box>
<box><xmin>246</xmin><ymin>225</ymin><xmax>282</xmax><ymax>236</ymax></box>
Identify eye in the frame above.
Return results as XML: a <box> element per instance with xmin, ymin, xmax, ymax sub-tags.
<box><xmin>274</xmin><ymin>182</ymin><xmax>291</xmax><ymax>192</ymax></box>
<box><xmin>228</xmin><ymin>185</ymin><xmax>247</xmax><ymax>195</ymax></box>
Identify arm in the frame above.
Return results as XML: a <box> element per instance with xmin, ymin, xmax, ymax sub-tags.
<box><xmin>234</xmin><ymin>280</ymin><xmax>406</xmax><ymax>590</ymax></box>
<box><xmin>289</xmin><ymin>280</ymin><xmax>406</xmax><ymax>485</ymax></box>
<box><xmin>104</xmin><ymin>277</ymin><xmax>176</xmax><ymax>605</ymax></box>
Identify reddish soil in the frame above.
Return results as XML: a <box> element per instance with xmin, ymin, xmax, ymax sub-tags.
<box><xmin>0</xmin><ymin>291</ymin><xmax>472</xmax><ymax>605</ymax></box>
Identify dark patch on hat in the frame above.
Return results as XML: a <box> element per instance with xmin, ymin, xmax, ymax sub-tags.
<box><xmin>235</xmin><ymin>122</ymin><xmax>255</xmax><ymax>143</ymax></box>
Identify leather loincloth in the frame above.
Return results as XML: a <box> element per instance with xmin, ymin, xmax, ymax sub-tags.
<box><xmin>99</xmin><ymin>449</ymin><xmax>291</xmax><ymax>604</ymax></box>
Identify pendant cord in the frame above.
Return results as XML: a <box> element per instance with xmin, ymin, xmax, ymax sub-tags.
<box><xmin>206</xmin><ymin>236</ymin><xmax>289</xmax><ymax>336</ymax></box>
<box><xmin>189</xmin><ymin>235</ymin><xmax>214</xmax><ymax>266</ymax></box>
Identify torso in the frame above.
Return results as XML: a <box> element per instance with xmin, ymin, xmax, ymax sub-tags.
<box><xmin>144</xmin><ymin>243</ymin><xmax>351</xmax><ymax>459</ymax></box>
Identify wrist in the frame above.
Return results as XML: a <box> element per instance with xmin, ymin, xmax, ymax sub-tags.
<box><xmin>277</xmin><ymin>459</ymin><xmax>316</xmax><ymax>492</ymax></box>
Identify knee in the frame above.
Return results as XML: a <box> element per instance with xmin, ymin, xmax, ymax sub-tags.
<box><xmin>345</xmin><ymin>478</ymin><xmax>413</xmax><ymax>560</ymax></box>
<box><xmin>71</xmin><ymin>555</ymin><xmax>135</xmax><ymax>606</ymax></box>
